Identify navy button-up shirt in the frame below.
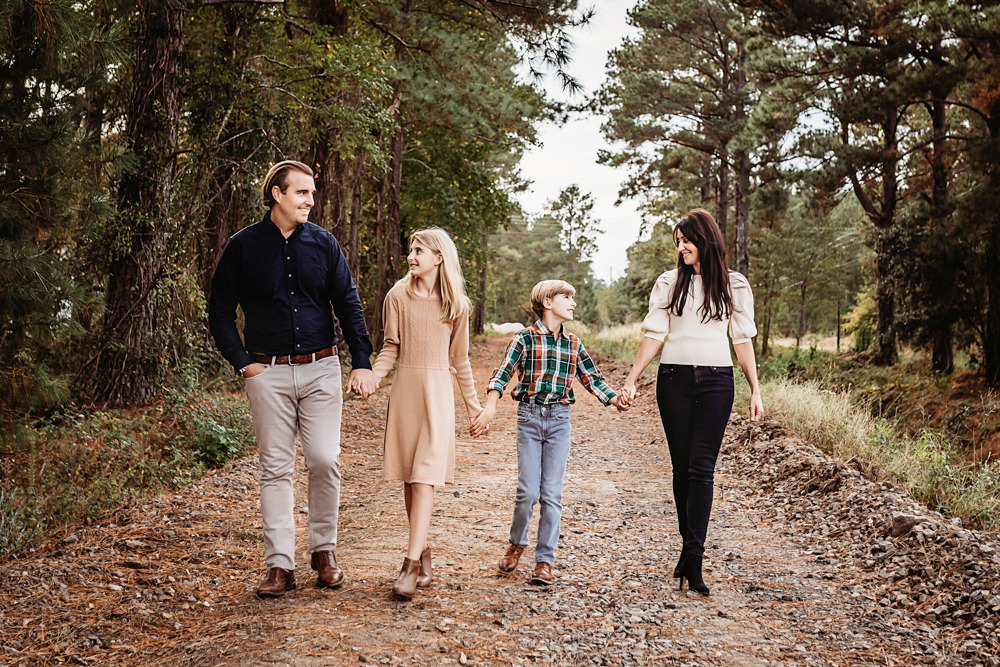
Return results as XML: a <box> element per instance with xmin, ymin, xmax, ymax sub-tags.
<box><xmin>208</xmin><ymin>212</ymin><xmax>373</xmax><ymax>372</ymax></box>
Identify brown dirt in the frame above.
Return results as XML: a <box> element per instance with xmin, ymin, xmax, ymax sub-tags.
<box><xmin>0</xmin><ymin>336</ymin><xmax>976</xmax><ymax>666</ymax></box>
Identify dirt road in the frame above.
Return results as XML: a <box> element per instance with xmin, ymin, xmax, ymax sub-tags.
<box><xmin>0</xmin><ymin>336</ymin><xmax>981</xmax><ymax>666</ymax></box>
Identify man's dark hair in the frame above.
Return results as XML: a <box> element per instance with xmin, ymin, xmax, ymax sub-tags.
<box><xmin>261</xmin><ymin>160</ymin><xmax>314</xmax><ymax>208</ymax></box>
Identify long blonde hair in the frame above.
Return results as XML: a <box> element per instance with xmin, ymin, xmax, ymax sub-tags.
<box><xmin>397</xmin><ymin>228</ymin><xmax>471</xmax><ymax>321</ymax></box>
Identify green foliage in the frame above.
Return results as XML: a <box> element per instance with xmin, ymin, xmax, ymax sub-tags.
<box><xmin>0</xmin><ymin>390</ymin><xmax>254</xmax><ymax>555</ymax></box>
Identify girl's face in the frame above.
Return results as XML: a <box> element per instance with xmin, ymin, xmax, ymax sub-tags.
<box><xmin>407</xmin><ymin>241</ymin><xmax>442</xmax><ymax>279</ymax></box>
<box><xmin>676</xmin><ymin>231</ymin><xmax>700</xmax><ymax>271</ymax></box>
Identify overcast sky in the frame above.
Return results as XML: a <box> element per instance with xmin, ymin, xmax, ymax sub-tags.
<box><xmin>514</xmin><ymin>0</ymin><xmax>643</xmax><ymax>283</ymax></box>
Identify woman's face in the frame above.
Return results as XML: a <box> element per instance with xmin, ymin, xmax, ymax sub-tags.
<box><xmin>676</xmin><ymin>231</ymin><xmax>700</xmax><ymax>270</ymax></box>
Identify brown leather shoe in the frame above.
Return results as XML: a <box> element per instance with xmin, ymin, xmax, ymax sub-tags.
<box><xmin>392</xmin><ymin>557</ymin><xmax>421</xmax><ymax>601</ymax></box>
<box><xmin>310</xmin><ymin>550</ymin><xmax>344</xmax><ymax>589</ymax></box>
<box><xmin>498</xmin><ymin>543</ymin><xmax>525</xmax><ymax>574</ymax></box>
<box><xmin>531</xmin><ymin>561</ymin><xmax>553</xmax><ymax>585</ymax></box>
<box><xmin>416</xmin><ymin>546</ymin><xmax>432</xmax><ymax>589</ymax></box>
<box><xmin>256</xmin><ymin>567</ymin><xmax>295</xmax><ymax>598</ymax></box>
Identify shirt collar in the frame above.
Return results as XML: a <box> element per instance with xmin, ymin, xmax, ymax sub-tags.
<box><xmin>262</xmin><ymin>211</ymin><xmax>304</xmax><ymax>239</ymax></box>
<box><xmin>534</xmin><ymin>319</ymin><xmax>568</xmax><ymax>340</ymax></box>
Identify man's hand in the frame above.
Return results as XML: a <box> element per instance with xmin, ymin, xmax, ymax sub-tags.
<box><xmin>470</xmin><ymin>406</ymin><xmax>495</xmax><ymax>437</ymax></box>
<box><xmin>609</xmin><ymin>395</ymin><xmax>629</xmax><ymax>413</ymax></box>
<box><xmin>243</xmin><ymin>363</ymin><xmax>267</xmax><ymax>379</ymax></box>
<box><xmin>347</xmin><ymin>368</ymin><xmax>378</xmax><ymax>399</ymax></box>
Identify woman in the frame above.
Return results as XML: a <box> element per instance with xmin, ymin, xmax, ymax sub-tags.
<box><xmin>368</xmin><ymin>228</ymin><xmax>485</xmax><ymax>600</ymax></box>
<box><xmin>621</xmin><ymin>209</ymin><xmax>763</xmax><ymax>595</ymax></box>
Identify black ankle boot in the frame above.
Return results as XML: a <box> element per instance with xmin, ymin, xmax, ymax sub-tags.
<box><xmin>679</xmin><ymin>553</ymin><xmax>710</xmax><ymax>595</ymax></box>
<box><xmin>672</xmin><ymin>552</ymin><xmax>687</xmax><ymax>579</ymax></box>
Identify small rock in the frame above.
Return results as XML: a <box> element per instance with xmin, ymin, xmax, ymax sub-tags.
<box><xmin>62</xmin><ymin>534</ymin><xmax>79</xmax><ymax>544</ymax></box>
<box><xmin>891</xmin><ymin>514</ymin><xmax>925</xmax><ymax>537</ymax></box>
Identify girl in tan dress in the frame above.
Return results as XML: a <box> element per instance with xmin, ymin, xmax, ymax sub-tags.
<box><xmin>367</xmin><ymin>228</ymin><xmax>485</xmax><ymax>600</ymax></box>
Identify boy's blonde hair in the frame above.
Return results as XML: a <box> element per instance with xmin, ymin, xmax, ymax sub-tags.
<box><xmin>397</xmin><ymin>228</ymin><xmax>471</xmax><ymax>322</ymax></box>
<box><xmin>530</xmin><ymin>279</ymin><xmax>576</xmax><ymax>319</ymax></box>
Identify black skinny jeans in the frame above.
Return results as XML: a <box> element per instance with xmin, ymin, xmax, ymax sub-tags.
<box><xmin>656</xmin><ymin>364</ymin><xmax>735</xmax><ymax>557</ymax></box>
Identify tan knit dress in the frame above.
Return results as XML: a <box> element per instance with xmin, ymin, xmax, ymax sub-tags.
<box><xmin>372</xmin><ymin>283</ymin><xmax>483</xmax><ymax>486</ymax></box>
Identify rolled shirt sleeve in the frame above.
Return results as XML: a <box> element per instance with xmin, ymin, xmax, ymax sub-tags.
<box><xmin>729</xmin><ymin>272</ymin><xmax>758</xmax><ymax>344</ymax></box>
<box><xmin>640</xmin><ymin>271</ymin><xmax>676</xmax><ymax>342</ymax></box>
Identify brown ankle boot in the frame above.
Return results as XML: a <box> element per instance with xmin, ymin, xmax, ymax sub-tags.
<box><xmin>392</xmin><ymin>557</ymin><xmax>421</xmax><ymax>600</ymax></box>
<box><xmin>416</xmin><ymin>546</ymin><xmax>432</xmax><ymax>589</ymax></box>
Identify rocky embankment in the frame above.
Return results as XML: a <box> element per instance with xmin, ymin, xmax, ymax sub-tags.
<box><xmin>725</xmin><ymin>416</ymin><xmax>1000</xmax><ymax>666</ymax></box>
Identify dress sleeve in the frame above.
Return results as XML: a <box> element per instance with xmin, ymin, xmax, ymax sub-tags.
<box><xmin>640</xmin><ymin>271</ymin><xmax>675</xmax><ymax>342</ymax></box>
<box><xmin>372</xmin><ymin>291</ymin><xmax>400</xmax><ymax>381</ymax></box>
<box><xmin>729</xmin><ymin>272</ymin><xmax>758</xmax><ymax>345</ymax></box>
<box><xmin>450</xmin><ymin>311</ymin><xmax>483</xmax><ymax>419</ymax></box>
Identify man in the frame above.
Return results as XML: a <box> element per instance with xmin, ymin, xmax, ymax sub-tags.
<box><xmin>209</xmin><ymin>160</ymin><xmax>377</xmax><ymax>598</ymax></box>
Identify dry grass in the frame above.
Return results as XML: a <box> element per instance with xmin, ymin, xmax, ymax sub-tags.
<box><xmin>754</xmin><ymin>377</ymin><xmax>1000</xmax><ymax>530</ymax></box>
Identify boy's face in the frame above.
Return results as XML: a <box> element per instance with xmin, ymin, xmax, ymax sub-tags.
<box><xmin>544</xmin><ymin>292</ymin><xmax>576</xmax><ymax>323</ymax></box>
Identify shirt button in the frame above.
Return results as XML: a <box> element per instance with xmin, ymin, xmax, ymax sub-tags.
<box><xmin>291</xmin><ymin>291</ymin><xmax>295</xmax><ymax>295</ymax></box>
<box><xmin>296</xmin><ymin>327</ymin><xmax>299</xmax><ymax>331</ymax></box>
<box><xmin>288</xmin><ymin>273</ymin><xmax>292</xmax><ymax>278</ymax></box>
<box><xmin>286</xmin><ymin>256</ymin><xmax>290</xmax><ymax>260</ymax></box>
<box><xmin>294</xmin><ymin>309</ymin><xmax>297</xmax><ymax>312</ymax></box>
<box><xmin>296</xmin><ymin>344</ymin><xmax>300</xmax><ymax>348</ymax></box>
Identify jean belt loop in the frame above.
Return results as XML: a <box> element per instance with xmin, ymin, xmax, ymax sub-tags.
<box><xmin>311</xmin><ymin>352</ymin><xmax>316</xmax><ymax>363</ymax></box>
<box><xmin>270</xmin><ymin>355</ymin><xmax>276</xmax><ymax>366</ymax></box>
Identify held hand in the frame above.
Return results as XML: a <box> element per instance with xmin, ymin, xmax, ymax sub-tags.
<box><xmin>620</xmin><ymin>381</ymin><xmax>637</xmax><ymax>406</ymax></box>
<box><xmin>347</xmin><ymin>368</ymin><xmax>378</xmax><ymax>399</ymax></box>
<box><xmin>243</xmin><ymin>363</ymin><xmax>266</xmax><ymax>379</ymax></box>
<box><xmin>470</xmin><ymin>407</ymin><xmax>494</xmax><ymax>437</ymax></box>
<box><xmin>610</xmin><ymin>395</ymin><xmax>629</xmax><ymax>413</ymax></box>
<box><xmin>748</xmin><ymin>391</ymin><xmax>764</xmax><ymax>422</ymax></box>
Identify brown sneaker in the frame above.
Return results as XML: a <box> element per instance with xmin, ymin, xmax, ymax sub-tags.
<box><xmin>256</xmin><ymin>567</ymin><xmax>295</xmax><ymax>598</ymax></box>
<box><xmin>310</xmin><ymin>550</ymin><xmax>344</xmax><ymax>589</ymax></box>
<box><xmin>498</xmin><ymin>543</ymin><xmax>525</xmax><ymax>574</ymax></box>
<box><xmin>531</xmin><ymin>562</ymin><xmax>553</xmax><ymax>585</ymax></box>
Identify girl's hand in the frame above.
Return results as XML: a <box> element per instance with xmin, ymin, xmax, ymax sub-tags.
<box><xmin>748</xmin><ymin>391</ymin><xmax>764</xmax><ymax>422</ymax></box>
<box><xmin>609</xmin><ymin>395</ymin><xmax>629</xmax><ymax>413</ymax></box>
<box><xmin>470</xmin><ymin>407</ymin><xmax>494</xmax><ymax>437</ymax></box>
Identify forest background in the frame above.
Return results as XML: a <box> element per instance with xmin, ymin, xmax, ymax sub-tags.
<box><xmin>4</xmin><ymin>0</ymin><xmax>1000</xmax><ymax>555</ymax></box>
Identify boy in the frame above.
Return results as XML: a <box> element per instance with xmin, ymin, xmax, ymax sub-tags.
<box><xmin>473</xmin><ymin>280</ymin><xmax>628</xmax><ymax>585</ymax></box>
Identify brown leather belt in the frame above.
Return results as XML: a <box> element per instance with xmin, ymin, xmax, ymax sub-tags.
<box><xmin>251</xmin><ymin>347</ymin><xmax>336</xmax><ymax>365</ymax></box>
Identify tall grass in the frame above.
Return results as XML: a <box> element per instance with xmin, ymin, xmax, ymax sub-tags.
<box><xmin>577</xmin><ymin>323</ymin><xmax>1000</xmax><ymax>530</ymax></box>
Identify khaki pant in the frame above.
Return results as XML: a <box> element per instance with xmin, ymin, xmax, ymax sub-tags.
<box><xmin>244</xmin><ymin>355</ymin><xmax>343</xmax><ymax>571</ymax></box>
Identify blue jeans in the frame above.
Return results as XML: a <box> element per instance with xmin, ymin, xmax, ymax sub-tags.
<box><xmin>508</xmin><ymin>402</ymin><xmax>572</xmax><ymax>564</ymax></box>
<box><xmin>656</xmin><ymin>364</ymin><xmax>735</xmax><ymax>557</ymax></box>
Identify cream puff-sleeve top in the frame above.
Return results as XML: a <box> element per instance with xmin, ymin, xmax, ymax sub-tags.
<box><xmin>640</xmin><ymin>269</ymin><xmax>757</xmax><ymax>367</ymax></box>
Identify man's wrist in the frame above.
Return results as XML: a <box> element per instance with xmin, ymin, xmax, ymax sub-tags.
<box><xmin>237</xmin><ymin>365</ymin><xmax>249</xmax><ymax>377</ymax></box>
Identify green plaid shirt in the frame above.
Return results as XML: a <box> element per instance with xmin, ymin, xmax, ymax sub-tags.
<box><xmin>487</xmin><ymin>320</ymin><xmax>618</xmax><ymax>406</ymax></box>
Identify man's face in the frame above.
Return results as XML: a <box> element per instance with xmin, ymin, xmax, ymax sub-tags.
<box><xmin>272</xmin><ymin>170</ymin><xmax>315</xmax><ymax>225</ymax></box>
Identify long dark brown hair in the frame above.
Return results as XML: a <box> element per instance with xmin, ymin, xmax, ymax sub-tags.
<box><xmin>666</xmin><ymin>208</ymin><xmax>733</xmax><ymax>322</ymax></box>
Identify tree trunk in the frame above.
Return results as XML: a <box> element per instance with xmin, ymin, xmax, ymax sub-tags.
<box><xmin>983</xmin><ymin>97</ymin><xmax>1000</xmax><ymax>384</ymax></box>
<box><xmin>377</xmin><ymin>77</ymin><xmax>405</xmax><ymax>346</ymax></box>
<box><xmin>91</xmin><ymin>0</ymin><xmax>185</xmax><ymax>406</ymax></box>
<box><xmin>304</xmin><ymin>0</ymin><xmax>349</xmax><ymax>243</ymax></box>
<box><xmin>200</xmin><ymin>171</ymin><xmax>233</xmax><ymax>301</ymax></box>
<box><xmin>796</xmin><ymin>281</ymin><xmax>807</xmax><ymax>347</ymax></box>
<box><xmin>372</xmin><ymin>177</ymin><xmax>387</xmax><ymax>350</ymax></box>
<box><xmin>473</xmin><ymin>236</ymin><xmax>487</xmax><ymax>335</ymax></box>
<box><xmin>717</xmin><ymin>145</ymin><xmax>729</xmax><ymax>242</ymax></box>
<box><xmin>847</xmin><ymin>106</ymin><xmax>898</xmax><ymax>367</ymax></box>
<box><xmin>701</xmin><ymin>155</ymin><xmax>712</xmax><ymax>206</ymax></box>
<box><xmin>733</xmin><ymin>37</ymin><xmax>750</xmax><ymax>277</ymax></box>
<box><xmin>348</xmin><ymin>148</ymin><xmax>364</xmax><ymax>278</ymax></box>
<box><xmin>734</xmin><ymin>150</ymin><xmax>750</xmax><ymax>277</ymax></box>
<box><xmin>931</xmin><ymin>326</ymin><xmax>954</xmax><ymax>374</ymax></box>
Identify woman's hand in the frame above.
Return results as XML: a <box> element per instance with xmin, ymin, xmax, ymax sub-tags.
<box><xmin>734</xmin><ymin>341</ymin><xmax>763</xmax><ymax>422</ymax></box>
<box><xmin>748</xmin><ymin>391</ymin><xmax>764</xmax><ymax>422</ymax></box>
